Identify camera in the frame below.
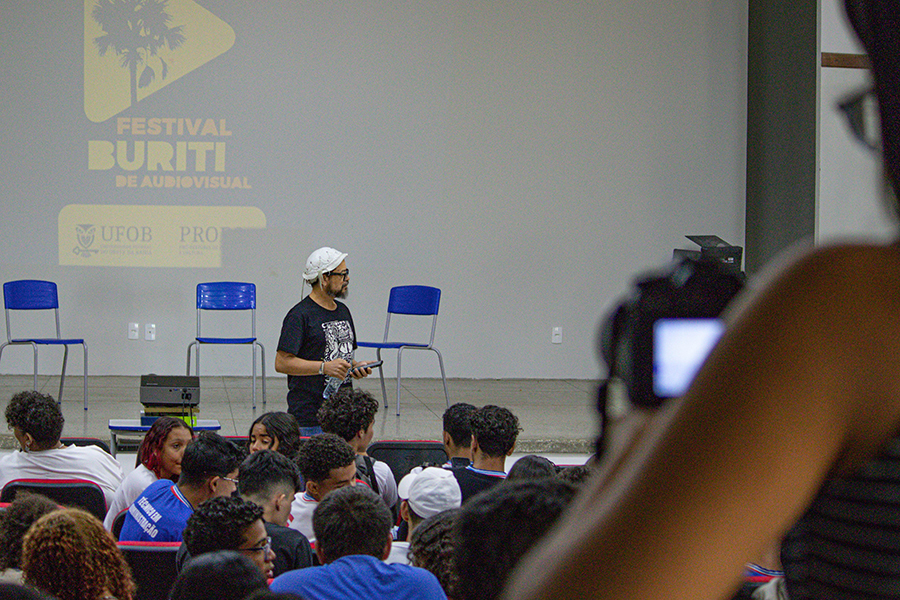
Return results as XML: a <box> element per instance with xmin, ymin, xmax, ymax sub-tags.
<box><xmin>594</xmin><ymin>256</ymin><xmax>744</xmax><ymax>458</ymax></box>
<box><xmin>599</xmin><ymin>256</ymin><xmax>745</xmax><ymax>410</ymax></box>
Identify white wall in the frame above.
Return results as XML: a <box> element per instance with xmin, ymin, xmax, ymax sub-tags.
<box><xmin>0</xmin><ymin>1</ymin><xmax>748</xmax><ymax>380</ymax></box>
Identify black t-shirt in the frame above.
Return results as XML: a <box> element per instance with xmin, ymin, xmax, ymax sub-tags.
<box><xmin>266</xmin><ymin>521</ymin><xmax>313</xmax><ymax>576</ymax></box>
<box><xmin>277</xmin><ymin>295</ymin><xmax>357</xmax><ymax>426</ymax></box>
<box><xmin>452</xmin><ymin>465</ymin><xmax>506</xmax><ymax>503</ymax></box>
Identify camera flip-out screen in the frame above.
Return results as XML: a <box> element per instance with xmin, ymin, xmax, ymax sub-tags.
<box><xmin>652</xmin><ymin>318</ymin><xmax>724</xmax><ymax>398</ymax></box>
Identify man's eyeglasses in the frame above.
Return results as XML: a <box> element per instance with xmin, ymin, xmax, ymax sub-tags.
<box><xmin>242</xmin><ymin>536</ymin><xmax>272</xmax><ymax>554</ymax></box>
<box><xmin>327</xmin><ymin>269</ymin><xmax>350</xmax><ymax>280</ymax></box>
<box><xmin>221</xmin><ymin>476</ymin><xmax>240</xmax><ymax>485</ymax></box>
<box><xmin>837</xmin><ymin>86</ymin><xmax>881</xmax><ymax>151</ymax></box>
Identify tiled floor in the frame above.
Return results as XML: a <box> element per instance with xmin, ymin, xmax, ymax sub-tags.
<box><xmin>0</xmin><ymin>375</ymin><xmax>600</xmax><ymax>454</ymax></box>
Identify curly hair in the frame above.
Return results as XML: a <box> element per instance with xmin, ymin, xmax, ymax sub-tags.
<box><xmin>248</xmin><ymin>412</ymin><xmax>302</xmax><ymax>459</ymax></box>
<box><xmin>506</xmin><ymin>455</ymin><xmax>558</xmax><ymax>482</ymax></box>
<box><xmin>22</xmin><ymin>508</ymin><xmax>135</xmax><ymax>600</ymax></box>
<box><xmin>239</xmin><ymin>449</ymin><xmax>301</xmax><ymax>502</ymax></box>
<box><xmin>0</xmin><ymin>492</ymin><xmax>59</xmax><ymax>570</ymax></box>
<box><xmin>557</xmin><ymin>464</ymin><xmax>594</xmax><ymax>487</ymax></box>
<box><xmin>294</xmin><ymin>433</ymin><xmax>356</xmax><ymax>483</ymax></box>
<box><xmin>317</xmin><ymin>388</ymin><xmax>378</xmax><ymax>442</ymax></box>
<box><xmin>137</xmin><ymin>416</ymin><xmax>194</xmax><ymax>477</ymax></box>
<box><xmin>4</xmin><ymin>391</ymin><xmax>64</xmax><ymax>449</ymax></box>
<box><xmin>470</xmin><ymin>405</ymin><xmax>521</xmax><ymax>458</ymax></box>
<box><xmin>454</xmin><ymin>479</ymin><xmax>577</xmax><ymax>600</ymax></box>
<box><xmin>183</xmin><ymin>496</ymin><xmax>264</xmax><ymax>557</ymax></box>
<box><xmin>409</xmin><ymin>508</ymin><xmax>461</xmax><ymax>600</ymax></box>
<box><xmin>313</xmin><ymin>486</ymin><xmax>392</xmax><ymax>562</ymax></box>
<box><xmin>443</xmin><ymin>403</ymin><xmax>477</xmax><ymax>448</ymax></box>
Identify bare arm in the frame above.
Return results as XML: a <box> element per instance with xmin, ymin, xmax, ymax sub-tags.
<box><xmin>275</xmin><ymin>350</ymin><xmax>351</xmax><ymax>379</ymax></box>
<box><xmin>503</xmin><ymin>244</ymin><xmax>900</xmax><ymax>600</ymax></box>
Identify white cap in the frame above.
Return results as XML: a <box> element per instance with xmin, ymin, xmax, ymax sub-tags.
<box><xmin>302</xmin><ymin>247</ymin><xmax>348</xmax><ymax>282</ymax></box>
<box><xmin>397</xmin><ymin>467</ymin><xmax>462</xmax><ymax>519</ymax></box>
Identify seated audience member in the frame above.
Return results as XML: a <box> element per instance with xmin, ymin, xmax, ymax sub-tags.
<box><xmin>248</xmin><ymin>412</ymin><xmax>302</xmax><ymax>460</ymax></box>
<box><xmin>179</xmin><ymin>496</ymin><xmax>276</xmax><ymax>579</ymax></box>
<box><xmin>271</xmin><ymin>486</ymin><xmax>446</xmax><ymax>600</ymax></box>
<box><xmin>104</xmin><ymin>417</ymin><xmax>194</xmax><ymax>530</ymax></box>
<box><xmin>556</xmin><ymin>464</ymin><xmax>594</xmax><ymax>487</ymax></box>
<box><xmin>409</xmin><ymin>509</ymin><xmax>462</xmax><ymax>600</ymax></box>
<box><xmin>0</xmin><ymin>391</ymin><xmax>123</xmax><ymax>505</ymax></box>
<box><xmin>22</xmin><ymin>508</ymin><xmax>135</xmax><ymax>600</ymax></box>
<box><xmin>239</xmin><ymin>450</ymin><xmax>313</xmax><ymax>575</ymax></box>
<box><xmin>389</xmin><ymin>467</ymin><xmax>462</xmax><ymax>564</ymax></box>
<box><xmin>118</xmin><ymin>431</ymin><xmax>244</xmax><ymax>542</ymax></box>
<box><xmin>289</xmin><ymin>433</ymin><xmax>357</xmax><ymax>544</ymax></box>
<box><xmin>505</xmin><ymin>455</ymin><xmax>558</xmax><ymax>482</ymax></box>
<box><xmin>0</xmin><ymin>493</ymin><xmax>58</xmax><ymax>583</ymax></box>
<box><xmin>317</xmin><ymin>389</ymin><xmax>398</xmax><ymax>509</ymax></box>
<box><xmin>452</xmin><ymin>405</ymin><xmax>521</xmax><ymax>502</ymax></box>
<box><xmin>442</xmin><ymin>403</ymin><xmax>477</xmax><ymax>469</ymax></box>
<box><xmin>454</xmin><ymin>479</ymin><xmax>577</xmax><ymax>600</ymax></box>
<box><xmin>169</xmin><ymin>551</ymin><xmax>268</xmax><ymax>600</ymax></box>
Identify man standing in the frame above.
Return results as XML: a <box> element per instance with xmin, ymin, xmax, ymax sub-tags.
<box><xmin>275</xmin><ymin>246</ymin><xmax>372</xmax><ymax>435</ymax></box>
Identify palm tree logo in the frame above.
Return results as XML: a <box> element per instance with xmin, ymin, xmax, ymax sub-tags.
<box><xmin>91</xmin><ymin>0</ymin><xmax>186</xmax><ymax>107</ymax></box>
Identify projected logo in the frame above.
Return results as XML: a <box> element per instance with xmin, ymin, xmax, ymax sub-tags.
<box><xmin>84</xmin><ymin>0</ymin><xmax>235</xmax><ymax>123</ymax></box>
<box><xmin>73</xmin><ymin>224</ymin><xmax>100</xmax><ymax>258</ymax></box>
<box><xmin>60</xmin><ymin>205</ymin><xmax>266</xmax><ymax>268</ymax></box>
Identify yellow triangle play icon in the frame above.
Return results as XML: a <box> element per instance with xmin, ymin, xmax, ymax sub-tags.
<box><xmin>84</xmin><ymin>0</ymin><xmax>235</xmax><ymax>123</ymax></box>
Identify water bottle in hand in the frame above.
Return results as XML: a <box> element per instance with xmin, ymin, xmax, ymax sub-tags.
<box><xmin>323</xmin><ymin>353</ymin><xmax>352</xmax><ymax>399</ymax></box>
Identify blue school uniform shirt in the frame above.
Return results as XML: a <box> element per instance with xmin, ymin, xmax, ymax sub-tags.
<box><xmin>118</xmin><ymin>478</ymin><xmax>193</xmax><ymax>542</ymax></box>
<box><xmin>270</xmin><ymin>553</ymin><xmax>447</xmax><ymax>600</ymax></box>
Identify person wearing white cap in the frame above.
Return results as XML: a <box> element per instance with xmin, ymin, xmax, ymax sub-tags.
<box><xmin>386</xmin><ymin>467</ymin><xmax>462</xmax><ymax>564</ymax></box>
<box><xmin>275</xmin><ymin>246</ymin><xmax>373</xmax><ymax>435</ymax></box>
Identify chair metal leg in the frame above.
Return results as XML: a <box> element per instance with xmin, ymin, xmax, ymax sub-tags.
<box><xmin>395</xmin><ymin>348</ymin><xmax>404</xmax><ymax>416</ymax></box>
<box><xmin>259</xmin><ymin>342</ymin><xmax>267</xmax><ymax>410</ymax></box>
<box><xmin>59</xmin><ymin>345</ymin><xmax>69</xmax><ymax>404</ymax></box>
<box><xmin>251</xmin><ymin>343</ymin><xmax>257</xmax><ymax>411</ymax></box>
<box><xmin>432</xmin><ymin>347</ymin><xmax>450</xmax><ymax>408</ymax></box>
<box><xmin>375</xmin><ymin>348</ymin><xmax>388</xmax><ymax>409</ymax></box>
<box><xmin>186</xmin><ymin>342</ymin><xmax>197</xmax><ymax>376</ymax></box>
<box><xmin>82</xmin><ymin>342</ymin><xmax>88</xmax><ymax>411</ymax></box>
<box><xmin>32</xmin><ymin>343</ymin><xmax>38</xmax><ymax>393</ymax></box>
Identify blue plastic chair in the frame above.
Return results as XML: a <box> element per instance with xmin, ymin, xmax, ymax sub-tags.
<box><xmin>185</xmin><ymin>282</ymin><xmax>265</xmax><ymax>409</ymax></box>
<box><xmin>358</xmin><ymin>285</ymin><xmax>449</xmax><ymax>415</ymax></box>
<box><xmin>0</xmin><ymin>280</ymin><xmax>89</xmax><ymax>409</ymax></box>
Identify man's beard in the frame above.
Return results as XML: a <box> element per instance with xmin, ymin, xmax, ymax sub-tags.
<box><xmin>328</xmin><ymin>285</ymin><xmax>348</xmax><ymax>299</ymax></box>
